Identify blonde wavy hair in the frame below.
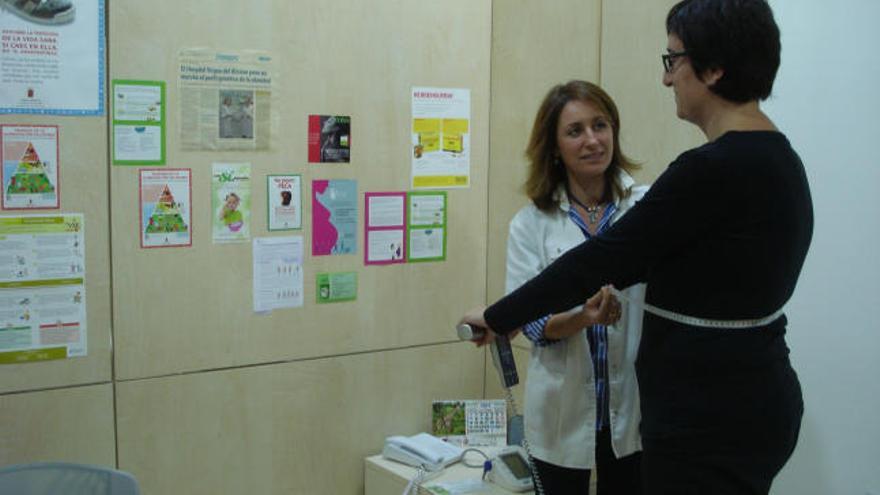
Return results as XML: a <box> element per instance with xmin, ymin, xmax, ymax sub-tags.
<box><xmin>524</xmin><ymin>80</ymin><xmax>640</xmax><ymax>211</ymax></box>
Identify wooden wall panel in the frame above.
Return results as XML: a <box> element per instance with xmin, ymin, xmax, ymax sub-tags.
<box><xmin>0</xmin><ymin>384</ymin><xmax>115</xmax><ymax>465</ymax></box>
<box><xmin>116</xmin><ymin>344</ymin><xmax>484</xmax><ymax>495</ymax></box>
<box><xmin>108</xmin><ymin>0</ymin><xmax>492</xmax><ymax>379</ymax></box>
<box><xmin>600</xmin><ymin>0</ymin><xmax>704</xmax><ymax>180</ymax></box>
<box><xmin>0</xmin><ymin>117</ymin><xmax>112</xmax><ymax>393</ymax></box>
<box><xmin>487</xmin><ymin>0</ymin><xmax>601</xmax><ymax>305</ymax></box>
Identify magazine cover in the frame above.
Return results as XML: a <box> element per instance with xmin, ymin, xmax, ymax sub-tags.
<box><xmin>308</xmin><ymin>115</ymin><xmax>350</xmax><ymax>163</ymax></box>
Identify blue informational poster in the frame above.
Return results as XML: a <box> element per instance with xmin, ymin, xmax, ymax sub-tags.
<box><xmin>0</xmin><ymin>0</ymin><xmax>106</xmax><ymax>115</ymax></box>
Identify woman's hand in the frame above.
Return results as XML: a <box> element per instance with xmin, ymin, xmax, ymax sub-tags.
<box><xmin>582</xmin><ymin>285</ymin><xmax>622</xmax><ymax>326</ymax></box>
<box><xmin>459</xmin><ymin>306</ymin><xmax>496</xmax><ymax>347</ymax></box>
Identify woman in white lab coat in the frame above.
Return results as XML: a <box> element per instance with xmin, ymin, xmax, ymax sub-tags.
<box><xmin>505</xmin><ymin>80</ymin><xmax>646</xmax><ymax>495</ymax></box>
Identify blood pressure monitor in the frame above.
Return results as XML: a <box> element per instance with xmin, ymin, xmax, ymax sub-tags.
<box><xmin>487</xmin><ymin>446</ymin><xmax>534</xmax><ymax>492</ymax></box>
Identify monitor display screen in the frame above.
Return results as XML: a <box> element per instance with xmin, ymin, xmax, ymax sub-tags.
<box><xmin>500</xmin><ymin>452</ymin><xmax>530</xmax><ymax>479</ymax></box>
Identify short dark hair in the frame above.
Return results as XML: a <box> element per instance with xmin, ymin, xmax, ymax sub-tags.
<box><xmin>524</xmin><ymin>80</ymin><xmax>639</xmax><ymax>211</ymax></box>
<box><xmin>666</xmin><ymin>0</ymin><xmax>781</xmax><ymax>102</ymax></box>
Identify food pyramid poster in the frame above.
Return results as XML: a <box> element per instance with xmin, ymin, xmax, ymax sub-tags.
<box><xmin>145</xmin><ymin>185</ymin><xmax>188</xmax><ymax>234</ymax></box>
<box><xmin>1</xmin><ymin>125</ymin><xmax>60</xmax><ymax>209</ymax></box>
<box><xmin>139</xmin><ymin>169</ymin><xmax>192</xmax><ymax>248</ymax></box>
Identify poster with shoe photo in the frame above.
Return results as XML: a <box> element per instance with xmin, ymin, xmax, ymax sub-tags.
<box><xmin>0</xmin><ymin>0</ymin><xmax>105</xmax><ymax>115</ymax></box>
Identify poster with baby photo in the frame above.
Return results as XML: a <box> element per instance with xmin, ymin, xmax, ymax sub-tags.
<box><xmin>212</xmin><ymin>163</ymin><xmax>251</xmax><ymax>243</ymax></box>
<box><xmin>267</xmin><ymin>174</ymin><xmax>301</xmax><ymax>231</ymax></box>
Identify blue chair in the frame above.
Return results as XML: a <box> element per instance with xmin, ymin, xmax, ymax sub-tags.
<box><xmin>0</xmin><ymin>462</ymin><xmax>140</xmax><ymax>495</ymax></box>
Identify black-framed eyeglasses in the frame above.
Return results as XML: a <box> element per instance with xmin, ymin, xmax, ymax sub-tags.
<box><xmin>661</xmin><ymin>50</ymin><xmax>688</xmax><ymax>73</ymax></box>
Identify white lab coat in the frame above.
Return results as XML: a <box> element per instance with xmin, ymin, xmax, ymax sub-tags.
<box><xmin>505</xmin><ymin>172</ymin><xmax>647</xmax><ymax>469</ymax></box>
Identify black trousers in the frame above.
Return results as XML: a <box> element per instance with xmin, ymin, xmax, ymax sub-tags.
<box><xmin>531</xmin><ymin>427</ymin><xmax>642</xmax><ymax>495</ymax></box>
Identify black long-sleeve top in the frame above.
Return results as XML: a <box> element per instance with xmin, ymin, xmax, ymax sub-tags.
<box><xmin>484</xmin><ymin>131</ymin><xmax>813</xmax><ymax>434</ymax></box>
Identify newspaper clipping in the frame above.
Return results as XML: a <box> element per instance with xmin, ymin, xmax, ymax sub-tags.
<box><xmin>178</xmin><ymin>48</ymin><xmax>273</xmax><ymax>151</ymax></box>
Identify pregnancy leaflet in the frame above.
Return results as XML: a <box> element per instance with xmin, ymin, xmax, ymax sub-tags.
<box><xmin>311</xmin><ymin>179</ymin><xmax>357</xmax><ymax>256</ymax></box>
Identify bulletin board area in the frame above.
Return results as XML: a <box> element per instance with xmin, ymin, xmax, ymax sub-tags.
<box><xmin>109</xmin><ymin>1</ymin><xmax>492</xmax><ymax>380</ymax></box>
<box><xmin>108</xmin><ymin>1</ymin><xmax>492</xmax><ymax>493</ymax></box>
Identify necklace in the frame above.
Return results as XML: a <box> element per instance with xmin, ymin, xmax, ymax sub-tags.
<box><xmin>567</xmin><ymin>189</ymin><xmax>604</xmax><ymax>224</ymax></box>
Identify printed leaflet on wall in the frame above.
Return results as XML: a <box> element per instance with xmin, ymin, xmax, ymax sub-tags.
<box><xmin>253</xmin><ymin>236</ymin><xmax>303</xmax><ymax>313</ymax></box>
<box><xmin>112</xmin><ymin>80</ymin><xmax>166</xmax><ymax>165</ymax></box>
<box><xmin>1</xmin><ymin>124</ymin><xmax>60</xmax><ymax>210</ymax></box>
<box><xmin>212</xmin><ymin>163</ymin><xmax>251</xmax><ymax>243</ymax></box>
<box><xmin>364</xmin><ymin>192</ymin><xmax>405</xmax><ymax>265</ymax></box>
<box><xmin>267</xmin><ymin>174</ymin><xmax>301</xmax><ymax>231</ymax></box>
<box><xmin>311</xmin><ymin>179</ymin><xmax>357</xmax><ymax>256</ymax></box>
<box><xmin>0</xmin><ymin>214</ymin><xmax>87</xmax><ymax>364</ymax></box>
<box><xmin>139</xmin><ymin>169</ymin><xmax>191</xmax><ymax>248</ymax></box>
<box><xmin>411</xmin><ymin>87</ymin><xmax>470</xmax><ymax>189</ymax></box>
<box><xmin>178</xmin><ymin>48</ymin><xmax>273</xmax><ymax>151</ymax></box>
<box><xmin>0</xmin><ymin>0</ymin><xmax>105</xmax><ymax>115</ymax></box>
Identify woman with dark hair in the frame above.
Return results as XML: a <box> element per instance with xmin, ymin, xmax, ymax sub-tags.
<box><xmin>280</xmin><ymin>190</ymin><xmax>292</xmax><ymax>206</ymax></box>
<box><xmin>461</xmin><ymin>1</ymin><xmax>813</xmax><ymax>493</ymax></box>
<box><xmin>507</xmin><ymin>80</ymin><xmax>646</xmax><ymax>494</ymax></box>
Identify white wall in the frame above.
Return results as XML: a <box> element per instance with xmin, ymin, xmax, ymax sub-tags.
<box><xmin>764</xmin><ymin>1</ymin><xmax>880</xmax><ymax>494</ymax></box>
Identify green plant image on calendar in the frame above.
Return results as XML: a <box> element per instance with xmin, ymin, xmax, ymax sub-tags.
<box><xmin>432</xmin><ymin>401</ymin><xmax>466</xmax><ymax>436</ymax></box>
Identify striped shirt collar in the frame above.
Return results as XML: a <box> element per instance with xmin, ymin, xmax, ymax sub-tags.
<box><xmin>554</xmin><ymin>169</ymin><xmax>636</xmax><ymax>214</ymax></box>
<box><xmin>568</xmin><ymin>202</ymin><xmax>617</xmax><ymax>239</ymax></box>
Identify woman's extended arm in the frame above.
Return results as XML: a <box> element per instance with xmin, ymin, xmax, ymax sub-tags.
<box><xmin>483</xmin><ymin>157</ymin><xmax>712</xmax><ymax>335</ymax></box>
